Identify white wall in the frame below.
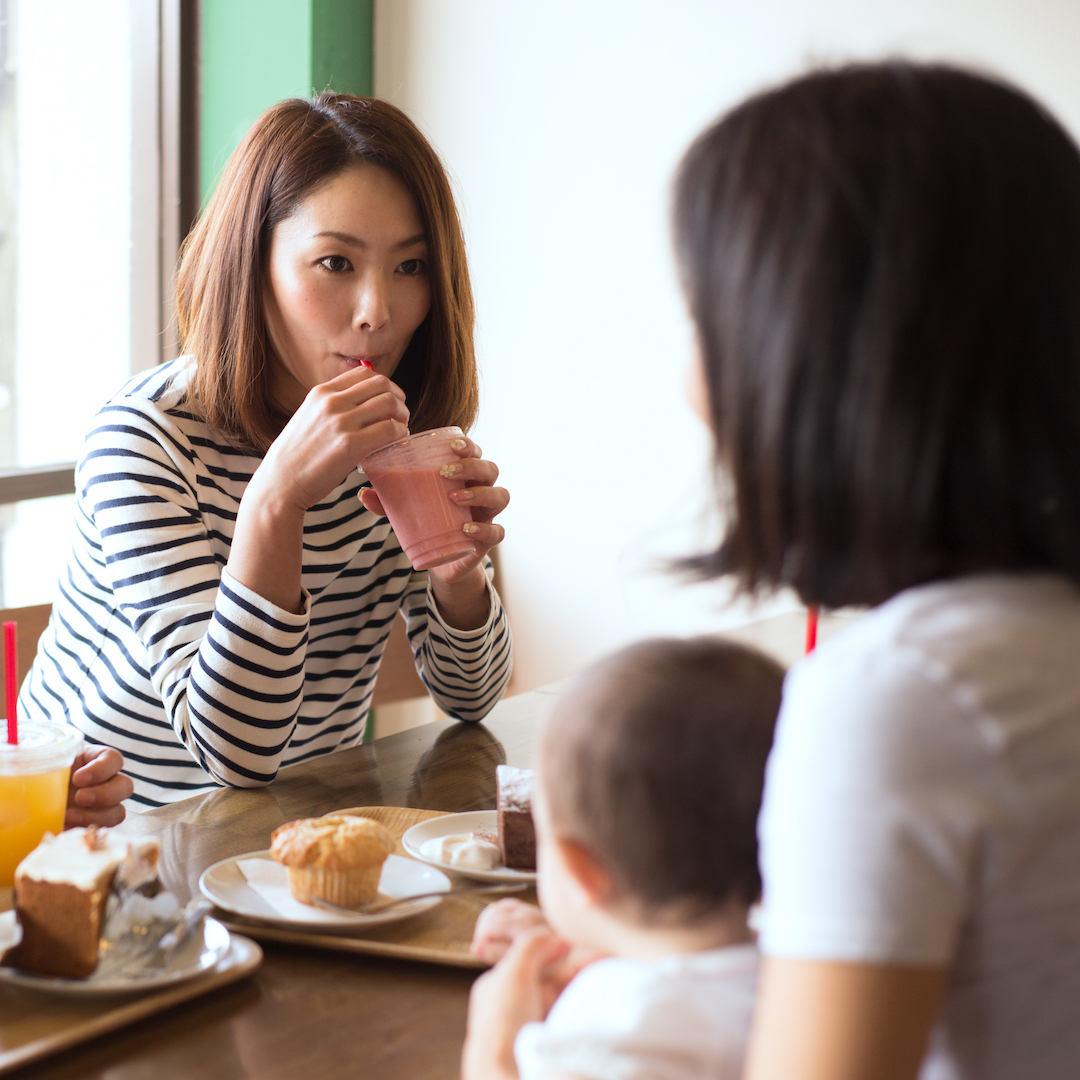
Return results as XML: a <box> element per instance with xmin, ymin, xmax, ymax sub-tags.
<box><xmin>376</xmin><ymin>0</ymin><xmax>1080</xmax><ymax>691</ymax></box>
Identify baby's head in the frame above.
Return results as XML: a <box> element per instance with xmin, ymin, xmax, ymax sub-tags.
<box><xmin>534</xmin><ymin>637</ymin><xmax>784</xmax><ymax>952</ymax></box>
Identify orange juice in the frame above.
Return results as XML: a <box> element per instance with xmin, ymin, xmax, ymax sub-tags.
<box><xmin>0</xmin><ymin>720</ymin><xmax>82</xmax><ymax>886</ymax></box>
<box><xmin>0</xmin><ymin>767</ymin><xmax>70</xmax><ymax>885</ymax></box>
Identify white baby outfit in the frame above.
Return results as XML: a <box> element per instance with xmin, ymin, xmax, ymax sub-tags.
<box><xmin>514</xmin><ymin>944</ymin><xmax>758</xmax><ymax>1080</ymax></box>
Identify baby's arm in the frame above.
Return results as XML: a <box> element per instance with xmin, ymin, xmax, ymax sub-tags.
<box><xmin>462</xmin><ymin>927</ymin><xmax>572</xmax><ymax>1080</ymax></box>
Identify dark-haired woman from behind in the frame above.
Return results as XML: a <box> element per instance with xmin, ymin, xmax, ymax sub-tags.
<box><xmin>22</xmin><ymin>94</ymin><xmax>512</xmax><ymax>810</ymax></box>
<box><xmin>674</xmin><ymin>65</ymin><xmax>1080</xmax><ymax>1079</ymax></box>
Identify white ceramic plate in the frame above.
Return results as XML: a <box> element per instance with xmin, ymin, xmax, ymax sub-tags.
<box><xmin>0</xmin><ymin>912</ymin><xmax>231</xmax><ymax>995</ymax></box>
<box><xmin>199</xmin><ymin>851</ymin><xmax>450</xmax><ymax>931</ymax></box>
<box><xmin>402</xmin><ymin>811</ymin><xmax>537</xmax><ymax>884</ymax></box>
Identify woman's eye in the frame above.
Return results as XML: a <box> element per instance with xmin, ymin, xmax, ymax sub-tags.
<box><xmin>397</xmin><ymin>259</ymin><xmax>426</xmax><ymax>276</ymax></box>
<box><xmin>319</xmin><ymin>254</ymin><xmax>352</xmax><ymax>273</ymax></box>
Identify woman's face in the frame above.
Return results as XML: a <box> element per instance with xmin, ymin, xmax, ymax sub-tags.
<box><xmin>686</xmin><ymin>339</ymin><xmax>711</xmax><ymax>426</ymax></box>
<box><xmin>265</xmin><ymin>162</ymin><xmax>432</xmax><ymax>413</ymax></box>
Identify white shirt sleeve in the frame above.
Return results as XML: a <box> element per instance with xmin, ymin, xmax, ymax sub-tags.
<box><xmin>758</xmin><ymin>643</ymin><xmax>995</xmax><ymax>966</ymax></box>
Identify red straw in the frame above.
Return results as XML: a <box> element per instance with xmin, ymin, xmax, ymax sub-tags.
<box><xmin>805</xmin><ymin>607</ymin><xmax>819</xmax><ymax>654</ymax></box>
<box><xmin>4</xmin><ymin>621</ymin><xmax>17</xmax><ymax>745</ymax></box>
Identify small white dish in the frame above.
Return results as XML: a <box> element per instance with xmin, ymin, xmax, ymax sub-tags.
<box><xmin>0</xmin><ymin>912</ymin><xmax>231</xmax><ymax>996</ymax></box>
<box><xmin>199</xmin><ymin>851</ymin><xmax>450</xmax><ymax>930</ymax></box>
<box><xmin>402</xmin><ymin>811</ymin><xmax>537</xmax><ymax>884</ymax></box>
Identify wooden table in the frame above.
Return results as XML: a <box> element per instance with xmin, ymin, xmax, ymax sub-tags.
<box><xmin>9</xmin><ymin>611</ymin><xmax>835</xmax><ymax>1078</ymax></box>
<box><xmin>14</xmin><ymin>685</ymin><xmax>557</xmax><ymax>1080</ymax></box>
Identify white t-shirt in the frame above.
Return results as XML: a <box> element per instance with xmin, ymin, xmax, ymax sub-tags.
<box><xmin>514</xmin><ymin>945</ymin><xmax>758</xmax><ymax>1080</ymax></box>
<box><xmin>758</xmin><ymin>573</ymin><xmax>1080</xmax><ymax>1080</ymax></box>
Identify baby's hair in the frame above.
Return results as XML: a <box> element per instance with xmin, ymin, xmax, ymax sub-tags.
<box><xmin>539</xmin><ymin>637</ymin><xmax>784</xmax><ymax>920</ymax></box>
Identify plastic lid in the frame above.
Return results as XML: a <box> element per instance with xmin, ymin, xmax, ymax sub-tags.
<box><xmin>0</xmin><ymin>721</ymin><xmax>83</xmax><ymax>775</ymax></box>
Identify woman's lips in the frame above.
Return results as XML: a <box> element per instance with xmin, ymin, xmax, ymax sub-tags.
<box><xmin>342</xmin><ymin>354</ymin><xmax>380</xmax><ymax>370</ymax></box>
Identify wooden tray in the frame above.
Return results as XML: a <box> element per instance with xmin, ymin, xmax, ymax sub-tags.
<box><xmin>0</xmin><ymin>935</ymin><xmax>262</xmax><ymax>1075</ymax></box>
<box><xmin>212</xmin><ymin>806</ymin><xmax>536</xmax><ymax>969</ymax></box>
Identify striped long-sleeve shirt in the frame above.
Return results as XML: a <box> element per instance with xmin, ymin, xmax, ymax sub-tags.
<box><xmin>20</xmin><ymin>359</ymin><xmax>513</xmax><ymax>808</ymax></box>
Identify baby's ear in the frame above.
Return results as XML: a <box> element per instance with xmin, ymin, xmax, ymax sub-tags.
<box><xmin>556</xmin><ymin>838</ymin><xmax>614</xmax><ymax>908</ymax></box>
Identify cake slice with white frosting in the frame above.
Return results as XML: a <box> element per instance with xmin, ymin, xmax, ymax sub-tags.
<box><xmin>5</xmin><ymin>826</ymin><xmax>160</xmax><ymax>977</ymax></box>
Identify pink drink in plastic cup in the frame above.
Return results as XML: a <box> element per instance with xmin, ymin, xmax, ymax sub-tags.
<box><xmin>361</xmin><ymin>426</ymin><xmax>477</xmax><ymax>571</ymax></box>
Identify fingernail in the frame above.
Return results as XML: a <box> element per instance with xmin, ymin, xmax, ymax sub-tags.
<box><xmin>76</xmin><ymin>789</ymin><xmax>94</xmax><ymax>807</ymax></box>
<box><xmin>440</xmin><ymin>462</ymin><xmax>462</xmax><ymax>477</ymax></box>
<box><xmin>463</xmin><ymin>522</ymin><xmax>480</xmax><ymax>535</ymax></box>
<box><xmin>450</xmin><ymin>489</ymin><xmax>473</xmax><ymax>502</ymax></box>
<box><xmin>450</xmin><ymin>439</ymin><xmax>467</xmax><ymax>451</ymax></box>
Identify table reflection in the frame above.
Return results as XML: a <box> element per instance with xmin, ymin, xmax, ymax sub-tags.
<box><xmin>407</xmin><ymin>724</ymin><xmax>505</xmax><ymax>812</ymax></box>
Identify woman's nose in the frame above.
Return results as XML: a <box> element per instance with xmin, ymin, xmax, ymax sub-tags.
<box><xmin>353</xmin><ymin>272</ymin><xmax>391</xmax><ymax>331</ymax></box>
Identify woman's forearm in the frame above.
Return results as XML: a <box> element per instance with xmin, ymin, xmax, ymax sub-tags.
<box><xmin>226</xmin><ymin>367</ymin><xmax>410</xmax><ymax>615</ymax></box>
<box><xmin>743</xmin><ymin>957</ymin><xmax>944</xmax><ymax>1080</ymax></box>
<box><xmin>430</xmin><ymin>565</ymin><xmax>492</xmax><ymax>630</ymax></box>
<box><xmin>227</xmin><ymin>467</ymin><xmax>308</xmax><ymax>614</ymax></box>
<box><xmin>167</xmin><ymin>575</ymin><xmax>309</xmax><ymax>788</ymax></box>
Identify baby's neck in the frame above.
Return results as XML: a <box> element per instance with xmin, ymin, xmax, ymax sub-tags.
<box><xmin>593</xmin><ymin>897</ymin><xmax>754</xmax><ymax>961</ymax></box>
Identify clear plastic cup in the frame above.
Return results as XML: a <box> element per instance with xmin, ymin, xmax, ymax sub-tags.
<box><xmin>361</xmin><ymin>426</ymin><xmax>478</xmax><ymax>571</ymax></box>
<box><xmin>0</xmin><ymin>721</ymin><xmax>83</xmax><ymax>886</ymax></box>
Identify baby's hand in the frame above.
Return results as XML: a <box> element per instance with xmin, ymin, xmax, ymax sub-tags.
<box><xmin>472</xmin><ymin>898</ymin><xmax>606</xmax><ymax>1001</ymax></box>
<box><xmin>66</xmin><ymin>747</ymin><xmax>133</xmax><ymax>828</ymax></box>
<box><xmin>462</xmin><ymin>926</ymin><xmax>571</xmax><ymax>1080</ymax></box>
<box><xmin>472</xmin><ymin>898</ymin><xmax>550</xmax><ymax>964</ymax></box>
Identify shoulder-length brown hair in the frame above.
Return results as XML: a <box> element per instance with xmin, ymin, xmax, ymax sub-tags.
<box><xmin>177</xmin><ymin>93</ymin><xmax>478</xmax><ymax>454</ymax></box>
<box><xmin>673</xmin><ymin>63</ymin><xmax>1080</xmax><ymax>608</ymax></box>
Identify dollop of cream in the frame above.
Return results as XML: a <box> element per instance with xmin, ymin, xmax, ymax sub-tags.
<box><xmin>420</xmin><ymin>832</ymin><xmax>502</xmax><ymax>870</ymax></box>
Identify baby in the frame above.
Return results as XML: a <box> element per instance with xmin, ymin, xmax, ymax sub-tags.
<box><xmin>462</xmin><ymin>636</ymin><xmax>785</xmax><ymax>1080</ymax></box>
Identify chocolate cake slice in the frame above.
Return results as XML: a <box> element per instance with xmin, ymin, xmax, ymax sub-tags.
<box><xmin>496</xmin><ymin>764</ymin><xmax>536</xmax><ymax>871</ymax></box>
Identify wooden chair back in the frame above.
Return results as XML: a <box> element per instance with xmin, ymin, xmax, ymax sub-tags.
<box><xmin>0</xmin><ymin>603</ymin><xmax>53</xmax><ymax>708</ymax></box>
<box><xmin>0</xmin><ymin>601</ymin><xmax>424</xmax><ymax>712</ymax></box>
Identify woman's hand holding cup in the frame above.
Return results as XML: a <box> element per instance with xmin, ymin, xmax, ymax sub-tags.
<box><xmin>264</xmin><ymin>365</ymin><xmax>410</xmax><ymax>512</ymax></box>
<box><xmin>359</xmin><ymin>432</ymin><xmax>510</xmax><ymax>631</ymax></box>
<box><xmin>359</xmin><ymin>433</ymin><xmax>508</xmax><ymax>575</ymax></box>
<box><xmin>66</xmin><ymin>746</ymin><xmax>133</xmax><ymax>829</ymax></box>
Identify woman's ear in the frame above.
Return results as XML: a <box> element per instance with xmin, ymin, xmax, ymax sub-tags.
<box><xmin>555</xmin><ymin>838</ymin><xmax>614</xmax><ymax>909</ymax></box>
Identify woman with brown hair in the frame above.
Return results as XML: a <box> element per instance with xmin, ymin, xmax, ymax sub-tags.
<box><xmin>463</xmin><ymin>64</ymin><xmax>1080</xmax><ymax>1080</ymax></box>
<box><xmin>21</xmin><ymin>93</ymin><xmax>512</xmax><ymax>809</ymax></box>
<box><xmin>674</xmin><ymin>65</ymin><xmax>1080</xmax><ymax>1080</ymax></box>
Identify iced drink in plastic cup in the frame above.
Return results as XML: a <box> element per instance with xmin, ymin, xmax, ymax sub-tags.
<box><xmin>361</xmin><ymin>426</ymin><xmax>478</xmax><ymax>571</ymax></box>
<box><xmin>0</xmin><ymin>721</ymin><xmax>83</xmax><ymax>886</ymax></box>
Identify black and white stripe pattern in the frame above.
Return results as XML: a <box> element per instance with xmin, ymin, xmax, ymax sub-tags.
<box><xmin>20</xmin><ymin>359</ymin><xmax>513</xmax><ymax>808</ymax></box>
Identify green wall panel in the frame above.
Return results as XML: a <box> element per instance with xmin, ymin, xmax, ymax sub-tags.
<box><xmin>313</xmin><ymin>0</ymin><xmax>374</xmax><ymax>99</ymax></box>
<box><xmin>200</xmin><ymin>0</ymin><xmax>374</xmax><ymax>206</ymax></box>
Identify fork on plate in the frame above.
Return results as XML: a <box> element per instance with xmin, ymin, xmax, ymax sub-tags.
<box><xmin>311</xmin><ymin>881</ymin><xmax>527</xmax><ymax>916</ymax></box>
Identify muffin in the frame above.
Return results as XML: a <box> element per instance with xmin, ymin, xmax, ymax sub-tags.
<box><xmin>269</xmin><ymin>815</ymin><xmax>394</xmax><ymax>908</ymax></box>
